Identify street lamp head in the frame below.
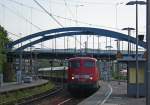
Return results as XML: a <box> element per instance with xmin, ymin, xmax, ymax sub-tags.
<box><xmin>116</xmin><ymin>2</ymin><xmax>124</xmax><ymax>6</ymax></box>
<box><xmin>105</xmin><ymin>45</ymin><xmax>113</xmax><ymax>49</ymax></box>
<box><xmin>126</xmin><ymin>1</ymin><xmax>146</xmax><ymax>5</ymax></box>
<box><xmin>122</xmin><ymin>27</ymin><xmax>135</xmax><ymax>30</ymax></box>
<box><xmin>138</xmin><ymin>34</ymin><xmax>144</xmax><ymax>41</ymax></box>
<box><xmin>79</xmin><ymin>5</ymin><xmax>84</xmax><ymax>6</ymax></box>
<box><xmin>76</xmin><ymin>4</ymin><xmax>84</xmax><ymax>7</ymax></box>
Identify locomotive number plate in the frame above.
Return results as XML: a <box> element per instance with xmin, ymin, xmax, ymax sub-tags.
<box><xmin>74</xmin><ymin>75</ymin><xmax>90</xmax><ymax>79</ymax></box>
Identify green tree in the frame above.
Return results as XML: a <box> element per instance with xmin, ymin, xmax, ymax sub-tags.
<box><xmin>0</xmin><ymin>25</ymin><xmax>9</xmax><ymax>73</ymax></box>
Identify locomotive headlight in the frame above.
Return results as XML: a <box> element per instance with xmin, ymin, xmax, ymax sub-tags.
<box><xmin>89</xmin><ymin>77</ymin><xmax>93</xmax><ymax>80</ymax></box>
<box><xmin>72</xmin><ymin>76</ymin><xmax>75</xmax><ymax>80</ymax></box>
<box><xmin>71</xmin><ymin>74</ymin><xmax>75</xmax><ymax>80</ymax></box>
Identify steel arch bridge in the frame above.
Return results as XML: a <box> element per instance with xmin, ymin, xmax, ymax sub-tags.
<box><xmin>7</xmin><ymin>27</ymin><xmax>146</xmax><ymax>51</ymax></box>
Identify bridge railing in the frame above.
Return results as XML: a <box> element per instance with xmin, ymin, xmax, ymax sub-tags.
<box><xmin>32</xmin><ymin>48</ymin><xmax>145</xmax><ymax>55</ymax></box>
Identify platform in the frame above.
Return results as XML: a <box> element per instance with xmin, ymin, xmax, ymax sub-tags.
<box><xmin>78</xmin><ymin>81</ymin><xmax>145</xmax><ymax>105</ymax></box>
<box><xmin>78</xmin><ymin>81</ymin><xmax>113</xmax><ymax>105</ymax></box>
<box><xmin>0</xmin><ymin>79</ymin><xmax>48</xmax><ymax>94</ymax></box>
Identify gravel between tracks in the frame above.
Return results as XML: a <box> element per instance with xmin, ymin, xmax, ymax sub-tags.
<box><xmin>31</xmin><ymin>87</ymin><xmax>85</xmax><ymax>105</ymax></box>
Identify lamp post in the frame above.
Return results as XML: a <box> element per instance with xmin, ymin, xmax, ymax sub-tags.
<box><xmin>18</xmin><ymin>33</ymin><xmax>23</xmax><ymax>84</ymax></box>
<box><xmin>84</xmin><ymin>41</ymin><xmax>87</xmax><ymax>54</ymax></box>
<box><xmin>115</xmin><ymin>39</ymin><xmax>121</xmax><ymax>84</ymax></box>
<box><xmin>146</xmin><ymin>0</ymin><xmax>150</xmax><ymax>104</ymax></box>
<box><xmin>98</xmin><ymin>35</ymin><xmax>101</xmax><ymax>54</ymax></box>
<box><xmin>115</xmin><ymin>2</ymin><xmax>123</xmax><ymax>28</ymax></box>
<box><xmin>106</xmin><ymin>45</ymin><xmax>113</xmax><ymax>81</ymax></box>
<box><xmin>122</xmin><ymin>27</ymin><xmax>135</xmax><ymax>56</ymax></box>
<box><xmin>115</xmin><ymin>2</ymin><xmax>123</xmax><ymax>56</ymax></box>
<box><xmin>75</xmin><ymin>4</ymin><xmax>84</xmax><ymax>53</ymax></box>
<box><xmin>93</xmin><ymin>35</ymin><xmax>94</xmax><ymax>55</ymax></box>
<box><xmin>34</xmin><ymin>50</ymin><xmax>38</xmax><ymax>80</ymax></box>
<box><xmin>115</xmin><ymin>39</ymin><xmax>120</xmax><ymax>53</ymax></box>
<box><xmin>126</xmin><ymin>0</ymin><xmax>146</xmax><ymax>98</ymax></box>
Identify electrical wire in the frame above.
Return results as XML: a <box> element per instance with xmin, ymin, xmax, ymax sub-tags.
<box><xmin>3</xmin><ymin>0</ymin><xmax>128</xmax><ymax>49</ymax></box>
<box><xmin>33</xmin><ymin>0</ymin><xmax>88</xmax><ymax>47</ymax></box>
<box><xmin>63</xmin><ymin>0</ymin><xmax>75</xmax><ymax>18</ymax></box>
<box><xmin>33</xmin><ymin>0</ymin><xmax>63</xmax><ymax>27</ymax></box>
<box><xmin>0</xmin><ymin>3</ymin><xmax>42</xmax><ymax>31</ymax></box>
<box><xmin>4</xmin><ymin>0</ymin><xmax>47</xmax><ymax>48</ymax></box>
<box><xmin>32</xmin><ymin>0</ymin><xmax>121</xmax><ymax>48</ymax></box>
<box><xmin>8</xmin><ymin>31</ymin><xmax>49</xmax><ymax>48</ymax></box>
<box><xmin>6</xmin><ymin>0</ymin><xmax>43</xmax><ymax>12</ymax></box>
<box><xmin>1</xmin><ymin>1</ymin><xmax>80</xmax><ymax>49</ymax></box>
<box><xmin>8</xmin><ymin>31</ymin><xmax>20</xmax><ymax>38</ymax></box>
<box><xmin>47</xmin><ymin>0</ymin><xmax>115</xmax><ymax>6</ymax></box>
<box><xmin>6</xmin><ymin>0</ymin><xmax>123</xmax><ymax>31</ymax></box>
<box><xmin>0</xmin><ymin>3</ymin><xmax>50</xmax><ymax>49</ymax></box>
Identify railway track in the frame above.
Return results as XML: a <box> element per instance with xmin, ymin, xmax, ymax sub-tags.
<box><xmin>27</xmin><ymin>85</ymin><xmax>85</xmax><ymax>105</ymax></box>
<box><xmin>16</xmin><ymin>75</ymin><xmax>94</xmax><ymax>105</ymax></box>
<box><xmin>15</xmin><ymin>78</ymin><xmax>85</xmax><ymax>105</ymax></box>
<box><xmin>17</xmin><ymin>85</ymin><xmax>63</xmax><ymax>105</ymax></box>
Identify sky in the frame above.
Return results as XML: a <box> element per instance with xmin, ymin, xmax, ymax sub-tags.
<box><xmin>0</xmin><ymin>0</ymin><xmax>147</xmax><ymax>50</ymax></box>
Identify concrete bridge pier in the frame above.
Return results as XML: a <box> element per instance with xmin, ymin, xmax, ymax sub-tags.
<box><xmin>4</xmin><ymin>54</ymin><xmax>14</xmax><ymax>82</ymax></box>
<box><xmin>0</xmin><ymin>74</ymin><xmax>3</xmax><ymax>87</ymax></box>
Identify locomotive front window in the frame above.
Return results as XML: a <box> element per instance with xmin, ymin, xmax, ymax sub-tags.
<box><xmin>84</xmin><ymin>60</ymin><xmax>95</xmax><ymax>68</ymax></box>
<box><xmin>70</xmin><ymin>61</ymin><xmax>80</xmax><ymax>68</ymax></box>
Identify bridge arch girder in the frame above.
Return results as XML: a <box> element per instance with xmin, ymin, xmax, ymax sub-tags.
<box><xmin>7</xmin><ymin>27</ymin><xmax>146</xmax><ymax>51</ymax></box>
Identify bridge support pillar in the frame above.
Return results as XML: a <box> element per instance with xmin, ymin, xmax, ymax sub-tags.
<box><xmin>16</xmin><ymin>53</ymin><xmax>23</xmax><ymax>84</ymax></box>
<box><xmin>4</xmin><ymin>54</ymin><xmax>14</xmax><ymax>82</ymax></box>
<box><xmin>0</xmin><ymin>73</ymin><xmax>3</xmax><ymax>87</ymax></box>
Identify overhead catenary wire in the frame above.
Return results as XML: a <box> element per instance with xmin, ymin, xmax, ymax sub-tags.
<box><xmin>6</xmin><ymin>0</ymin><xmax>48</xmax><ymax>17</ymax></box>
<box><xmin>5</xmin><ymin>0</ymin><xmax>58</xmax><ymax>49</ymax></box>
<box><xmin>63</xmin><ymin>0</ymin><xmax>75</xmax><ymax>18</ymax></box>
<box><xmin>5</xmin><ymin>0</ymin><xmax>101</xmax><ymax>47</ymax></box>
<box><xmin>2</xmin><ymin>0</ymin><xmax>134</xmax><ymax>49</ymax></box>
<box><xmin>0</xmin><ymin>3</ymin><xmax>48</xmax><ymax>49</ymax></box>
<box><xmin>6</xmin><ymin>0</ymin><xmax>125</xmax><ymax>31</ymax></box>
<box><xmin>7</xmin><ymin>31</ymin><xmax>20</xmax><ymax>38</ymax></box>
<box><xmin>8</xmin><ymin>31</ymin><xmax>49</xmax><ymax>48</ymax></box>
<box><xmin>33</xmin><ymin>0</ymin><xmax>65</xmax><ymax>50</ymax></box>
<box><xmin>0</xmin><ymin>3</ymin><xmax>42</xmax><ymax>48</ymax></box>
<box><xmin>5</xmin><ymin>0</ymin><xmax>69</xmax><ymax>48</ymax></box>
<box><xmin>33</xmin><ymin>0</ymin><xmax>87</xmax><ymax>48</ymax></box>
<box><xmin>6</xmin><ymin>0</ymin><xmax>42</xmax><ymax>12</ymax></box>
<box><xmin>63</xmin><ymin>0</ymin><xmax>76</xmax><ymax>50</ymax></box>
<box><xmin>33</xmin><ymin>0</ymin><xmax>64</xmax><ymax>27</ymax></box>
<box><xmin>0</xmin><ymin>3</ymin><xmax>42</xmax><ymax>31</ymax></box>
<box><xmin>46</xmin><ymin>0</ymin><xmax>115</xmax><ymax>6</ymax></box>
<box><xmin>0</xmin><ymin>2</ymin><xmax>48</xmax><ymax>49</ymax></box>
<box><xmin>0</xmin><ymin>1</ymin><xmax>82</xmax><ymax>49</ymax></box>
<box><xmin>1</xmin><ymin>0</ymin><xmax>83</xmax><ymax>49</ymax></box>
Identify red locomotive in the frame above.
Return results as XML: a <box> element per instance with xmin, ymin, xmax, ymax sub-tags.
<box><xmin>67</xmin><ymin>57</ymin><xmax>100</xmax><ymax>92</ymax></box>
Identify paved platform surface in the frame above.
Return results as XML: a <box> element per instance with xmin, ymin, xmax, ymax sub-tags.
<box><xmin>105</xmin><ymin>81</ymin><xmax>145</xmax><ymax>105</ymax></box>
<box><xmin>78</xmin><ymin>81</ymin><xmax>146</xmax><ymax>105</ymax></box>
<box><xmin>78</xmin><ymin>81</ymin><xmax>111</xmax><ymax>105</ymax></box>
<box><xmin>0</xmin><ymin>79</ymin><xmax>48</xmax><ymax>94</ymax></box>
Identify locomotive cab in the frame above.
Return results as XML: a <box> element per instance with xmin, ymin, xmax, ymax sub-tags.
<box><xmin>67</xmin><ymin>57</ymin><xmax>100</xmax><ymax>92</ymax></box>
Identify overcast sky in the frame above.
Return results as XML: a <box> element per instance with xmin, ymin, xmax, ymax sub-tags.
<box><xmin>0</xmin><ymin>0</ymin><xmax>146</xmax><ymax>50</ymax></box>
